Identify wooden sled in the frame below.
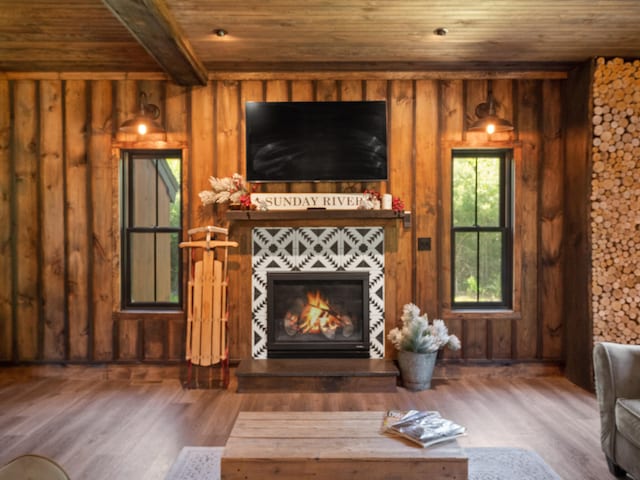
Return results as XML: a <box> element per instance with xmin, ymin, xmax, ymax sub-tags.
<box><xmin>179</xmin><ymin>225</ymin><xmax>238</xmax><ymax>388</ymax></box>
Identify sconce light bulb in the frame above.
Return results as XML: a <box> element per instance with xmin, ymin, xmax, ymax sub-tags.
<box><xmin>486</xmin><ymin>123</ymin><xmax>496</xmax><ymax>135</ymax></box>
<box><xmin>137</xmin><ymin>123</ymin><xmax>148</xmax><ymax>135</ymax></box>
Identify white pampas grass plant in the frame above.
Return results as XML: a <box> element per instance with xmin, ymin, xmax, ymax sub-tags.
<box><xmin>387</xmin><ymin>303</ymin><xmax>461</xmax><ymax>354</ymax></box>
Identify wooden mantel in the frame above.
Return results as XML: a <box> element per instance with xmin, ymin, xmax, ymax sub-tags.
<box><xmin>226</xmin><ymin>209</ymin><xmax>406</xmax><ymax>222</ymax></box>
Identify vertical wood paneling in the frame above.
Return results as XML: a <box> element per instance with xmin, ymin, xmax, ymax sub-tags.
<box><xmin>216</xmin><ymin>81</ymin><xmax>241</xmax><ymax>176</ymax></box>
<box><xmin>0</xmin><ymin>74</ymin><xmax>572</xmax><ymax>366</ymax></box>
<box><xmin>340</xmin><ymin>80</ymin><xmax>363</xmax><ymax>101</ymax></box>
<box><xmin>516</xmin><ymin>80</ymin><xmax>541</xmax><ymax>358</ymax></box>
<box><xmin>540</xmin><ymin>80</ymin><xmax>564</xmax><ymax>360</ymax></box>
<box><xmin>414</xmin><ymin>80</ymin><xmax>439</xmax><ymax>317</ymax></box>
<box><xmin>464</xmin><ymin>79</ymin><xmax>487</xmax><ymax>137</ymax></box>
<box><xmin>316</xmin><ymin>80</ymin><xmax>338</xmax><ymax>102</ymax></box>
<box><xmin>515</xmin><ymin>80</ymin><xmax>541</xmax><ymax>359</ymax></box>
<box><xmin>214</xmin><ymin>79</ymin><xmax>241</xmax><ymax>360</ymax></box>
<box><xmin>564</xmin><ymin>61</ymin><xmax>594</xmax><ymax>389</ymax></box>
<box><xmin>490</xmin><ymin>318</ymin><xmax>512</xmax><ymax>359</ymax></box>
<box><xmin>115</xmin><ymin>79</ymin><xmax>139</xmax><ymax>145</ymax></box>
<box><xmin>65</xmin><ymin>79</ymin><xmax>90</xmax><ymax>361</ymax></box>
<box><xmin>388</xmin><ymin>80</ymin><xmax>415</xmax><ymax>330</ymax></box>
<box><xmin>118</xmin><ymin>319</ymin><xmax>140</xmax><ymax>361</ymax></box>
<box><xmin>291</xmin><ymin>80</ymin><xmax>314</xmax><ymax>102</ymax></box>
<box><xmin>190</xmin><ymin>83</ymin><xmax>216</xmax><ymax>227</ymax></box>
<box><xmin>168</xmin><ymin>318</ymin><xmax>183</xmax><ymax>361</ymax></box>
<box><xmin>14</xmin><ymin>80</ymin><xmax>39</xmax><ymax>361</ymax></box>
<box><xmin>165</xmin><ymin>83</ymin><xmax>189</xmax><ymax>145</ymax></box>
<box><xmin>464</xmin><ymin>318</ymin><xmax>488</xmax><ymax>359</ymax></box>
<box><xmin>144</xmin><ymin>318</ymin><xmax>164</xmax><ymax>360</ymax></box>
<box><xmin>439</xmin><ymin>79</ymin><xmax>464</xmax><ymax>360</ymax></box>
<box><xmin>90</xmin><ymin>80</ymin><xmax>114</xmax><ymax>361</ymax></box>
<box><xmin>140</xmin><ymin>80</ymin><xmax>164</xmax><ymax>130</ymax></box>
<box><xmin>0</xmin><ymin>79</ymin><xmax>11</xmax><ymax>360</ymax></box>
<box><xmin>489</xmin><ymin>79</ymin><xmax>515</xmax><ymax>144</ymax></box>
<box><xmin>40</xmin><ymin>80</ymin><xmax>66</xmax><ymax>361</ymax></box>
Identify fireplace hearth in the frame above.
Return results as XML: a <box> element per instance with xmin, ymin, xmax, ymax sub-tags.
<box><xmin>267</xmin><ymin>272</ymin><xmax>370</xmax><ymax>358</ymax></box>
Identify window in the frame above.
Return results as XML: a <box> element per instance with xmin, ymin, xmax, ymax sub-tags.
<box><xmin>121</xmin><ymin>150</ymin><xmax>182</xmax><ymax>309</ymax></box>
<box><xmin>451</xmin><ymin>150</ymin><xmax>512</xmax><ymax>309</ymax></box>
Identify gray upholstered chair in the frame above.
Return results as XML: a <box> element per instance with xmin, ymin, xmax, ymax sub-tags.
<box><xmin>0</xmin><ymin>454</ymin><xmax>70</xmax><ymax>480</ymax></box>
<box><xmin>593</xmin><ymin>342</ymin><xmax>640</xmax><ymax>479</ymax></box>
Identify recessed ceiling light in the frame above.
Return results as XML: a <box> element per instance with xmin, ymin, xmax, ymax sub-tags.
<box><xmin>434</xmin><ymin>27</ymin><xmax>448</xmax><ymax>36</ymax></box>
<box><xmin>213</xmin><ymin>28</ymin><xmax>228</xmax><ymax>37</ymax></box>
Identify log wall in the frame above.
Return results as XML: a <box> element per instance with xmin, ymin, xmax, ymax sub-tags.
<box><xmin>591</xmin><ymin>57</ymin><xmax>640</xmax><ymax>346</ymax></box>
<box><xmin>0</xmin><ymin>74</ymin><xmax>568</xmax><ymax>364</ymax></box>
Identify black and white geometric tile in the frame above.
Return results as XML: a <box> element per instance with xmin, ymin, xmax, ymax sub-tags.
<box><xmin>251</xmin><ymin>226</ymin><xmax>385</xmax><ymax>359</ymax></box>
<box><xmin>297</xmin><ymin>227</ymin><xmax>342</xmax><ymax>271</ymax></box>
<box><xmin>252</xmin><ymin>227</ymin><xmax>297</xmax><ymax>272</ymax></box>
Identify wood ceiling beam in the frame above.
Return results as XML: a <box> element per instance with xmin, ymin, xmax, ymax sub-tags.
<box><xmin>102</xmin><ymin>0</ymin><xmax>208</xmax><ymax>86</ymax></box>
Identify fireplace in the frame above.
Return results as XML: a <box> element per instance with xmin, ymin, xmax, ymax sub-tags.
<box><xmin>266</xmin><ymin>271</ymin><xmax>370</xmax><ymax>358</ymax></box>
<box><xmin>251</xmin><ymin>226</ymin><xmax>385</xmax><ymax>359</ymax></box>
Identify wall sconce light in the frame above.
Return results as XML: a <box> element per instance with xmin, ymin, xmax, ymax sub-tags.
<box><xmin>468</xmin><ymin>80</ymin><xmax>514</xmax><ymax>134</ymax></box>
<box><xmin>119</xmin><ymin>92</ymin><xmax>165</xmax><ymax>135</ymax></box>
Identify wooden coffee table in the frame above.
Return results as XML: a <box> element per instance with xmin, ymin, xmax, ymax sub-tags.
<box><xmin>221</xmin><ymin>411</ymin><xmax>468</xmax><ymax>480</ymax></box>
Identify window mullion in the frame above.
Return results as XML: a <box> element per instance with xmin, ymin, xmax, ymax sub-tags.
<box><xmin>475</xmin><ymin>231</ymin><xmax>480</xmax><ymax>302</ymax></box>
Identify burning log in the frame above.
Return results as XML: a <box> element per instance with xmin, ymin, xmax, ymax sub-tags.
<box><xmin>283</xmin><ymin>290</ymin><xmax>354</xmax><ymax>339</ymax></box>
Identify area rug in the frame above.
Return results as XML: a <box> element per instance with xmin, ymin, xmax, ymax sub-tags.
<box><xmin>465</xmin><ymin>447</ymin><xmax>561</xmax><ymax>480</ymax></box>
<box><xmin>164</xmin><ymin>447</ymin><xmax>222</xmax><ymax>480</ymax></box>
<box><xmin>165</xmin><ymin>446</ymin><xmax>561</xmax><ymax>480</ymax></box>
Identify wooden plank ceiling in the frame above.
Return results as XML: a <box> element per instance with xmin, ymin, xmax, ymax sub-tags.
<box><xmin>1</xmin><ymin>0</ymin><xmax>639</xmax><ymax>84</ymax></box>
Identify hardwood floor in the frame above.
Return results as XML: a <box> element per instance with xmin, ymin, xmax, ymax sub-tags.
<box><xmin>0</xmin><ymin>366</ymin><xmax>610</xmax><ymax>480</ymax></box>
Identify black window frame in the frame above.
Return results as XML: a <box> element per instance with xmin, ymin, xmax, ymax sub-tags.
<box><xmin>121</xmin><ymin>149</ymin><xmax>183</xmax><ymax>310</ymax></box>
<box><xmin>451</xmin><ymin>149</ymin><xmax>513</xmax><ymax>309</ymax></box>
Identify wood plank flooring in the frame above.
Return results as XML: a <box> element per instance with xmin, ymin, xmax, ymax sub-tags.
<box><xmin>0</xmin><ymin>366</ymin><xmax>610</xmax><ymax>480</ymax></box>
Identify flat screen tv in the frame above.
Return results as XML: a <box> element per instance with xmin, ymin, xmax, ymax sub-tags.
<box><xmin>245</xmin><ymin>101</ymin><xmax>388</xmax><ymax>182</ymax></box>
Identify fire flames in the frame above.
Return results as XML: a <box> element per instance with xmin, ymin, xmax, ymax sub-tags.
<box><xmin>284</xmin><ymin>290</ymin><xmax>354</xmax><ymax>339</ymax></box>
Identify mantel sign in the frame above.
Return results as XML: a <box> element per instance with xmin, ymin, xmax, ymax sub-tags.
<box><xmin>251</xmin><ymin>193</ymin><xmax>367</xmax><ymax>211</ymax></box>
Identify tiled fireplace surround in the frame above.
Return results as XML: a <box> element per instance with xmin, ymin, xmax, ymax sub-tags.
<box><xmin>251</xmin><ymin>226</ymin><xmax>385</xmax><ymax>359</ymax></box>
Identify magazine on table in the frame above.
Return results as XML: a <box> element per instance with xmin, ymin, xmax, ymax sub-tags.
<box><xmin>382</xmin><ymin>410</ymin><xmax>466</xmax><ymax>448</ymax></box>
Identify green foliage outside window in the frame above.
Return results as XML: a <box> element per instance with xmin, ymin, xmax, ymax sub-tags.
<box><xmin>452</xmin><ymin>151</ymin><xmax>511</xmax><ymax>307</ymax></box>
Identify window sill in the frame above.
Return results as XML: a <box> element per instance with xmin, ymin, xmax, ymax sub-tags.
<box><xmin>441</xmin><ymin>309</ymin><xmax>521</xmax><ymax>321</ymax></box>
<box><xmin>116</xmin><ymin>310</ymin><xmax>184</xmax><ymax>321</ymax></box>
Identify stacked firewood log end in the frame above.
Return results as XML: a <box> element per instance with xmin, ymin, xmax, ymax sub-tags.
<box><xmin>592</xmin><ymin>57</ymin><xmax>640</xmax><ymax>344</ymax></box>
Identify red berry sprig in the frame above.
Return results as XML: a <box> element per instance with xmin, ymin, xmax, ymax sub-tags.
<box><xmin>239</xmin><ymin>193</ymin><xmax>253</xmax><ymax>209</ymax></box>
<box><xmin>392</xmin><ymin>196</ymin><xmax>404</xmax><ymax>213</ymax></box>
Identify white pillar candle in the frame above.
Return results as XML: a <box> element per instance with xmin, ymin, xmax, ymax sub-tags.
<box><xmin>382</xmin><ymin>193</ymin><xmax>392</xmax><ymax>210</ymax></box>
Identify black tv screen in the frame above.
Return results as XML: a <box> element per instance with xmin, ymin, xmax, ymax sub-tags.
<box><xmin>245</xmin><ymin>101</ymin><xmax>388</xmax><ymax>182</ymax></box>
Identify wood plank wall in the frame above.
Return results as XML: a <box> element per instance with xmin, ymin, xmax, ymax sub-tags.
<box><xmin>563</xmin><ymin>60</ymin><xmax>596</xmax><ymax>391</ymax></box>
<box><xmin>0</xmin><ymin>75</ymin><xmax>568</xmax><ymax>365</ymax></box>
